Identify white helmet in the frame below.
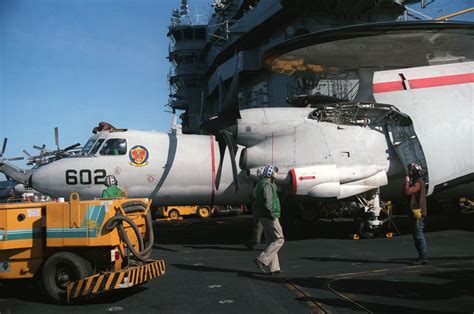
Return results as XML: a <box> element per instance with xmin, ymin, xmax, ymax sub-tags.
<box><xmin>104</xmin><ymin>175</ymin><xmax>118</xmax><ymax>187</ymax></box>
<box><xmin>260</xmin><ymin>165</ymin><xmax>278</xmax><ymax>178</ymax></box>
<box><xmin>408</xmin><ymin>163</ymin><xmax>423</xmax><ymax>178</ymax></box>
<box><xmin>256</xmin><ymin>167</ymin><xmax>265</xmax><ymax>178</ymax></box>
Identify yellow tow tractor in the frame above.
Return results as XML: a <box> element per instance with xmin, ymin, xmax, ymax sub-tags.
<box><xmin>0</xmin><ymin>193</ymin><xmax>165</xmax><ymax>303</ymax></box>
<box><xmin>156</xmin><ymin>205</ymin><xmax>216</xmax><ymax>219</ymax></box>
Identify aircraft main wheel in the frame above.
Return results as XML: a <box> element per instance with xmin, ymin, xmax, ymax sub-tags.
<box><xmin>169</xmin><ymin>209</ymin><xmax>180</xmax><ymax>219</ymax></box>
<box><xmin>299</xmin><ymin>204</ymin><xmax>318</xmax><ymax>222</ymax></box>
<box><xmin>42</xmin><ymin>252</ymin><xmax>92</xmax><ymax>303</ymax></box>
<box><xmin>197</xmin><ymin>206</ymin><xmax>211</xmax><ymax>218</ymax></box>
<box><xmin>356</xmin><ymin>219</ymin><xmax>374</xmax><ymax>239</ymax></box>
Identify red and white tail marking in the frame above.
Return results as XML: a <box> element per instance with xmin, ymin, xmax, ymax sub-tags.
<box><xmin>374</xmin><ymin>73</ymin><xmax>474</xmax><ymax>93</ymax></box>
<box><xmin>373</xmin><ymin>62</ymin><xmax>474</xmax><ymax>94</ymax></box>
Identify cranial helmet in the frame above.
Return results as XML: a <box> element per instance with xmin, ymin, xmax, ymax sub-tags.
<box><xmin>408</xmin><ymin>163</ymin><xmax>423</xmax><ymax>177</ymax></box>
<box><xmin>256</xmin><ymin>167</ymin><xmax>265</xmax><ymax>178</ymax></box>
<box><xmin>104</xmin><ymin>175</ymin><xmax>118</xmax><ymax>187</ymax></box>
<box><xmin>260</xmin><ymin>165</ymin><xmax>279</xmax><ymax>178</ymax></box>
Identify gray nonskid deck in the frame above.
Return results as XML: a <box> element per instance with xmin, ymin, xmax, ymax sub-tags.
<box><xmin>1</xmin><ymin>214</ymin><xmax>473</xmax><ymax>313</ymax></box>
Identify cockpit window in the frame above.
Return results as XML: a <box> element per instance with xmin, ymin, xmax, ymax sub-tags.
<box><xmin>81</xmin><ymin>139</ymin><xmax>96</xmax><ymax>154</ymax></box>
<box><xmin>90</xmin><ymin>139</ymin><xmax>105</xmax><ymax>155</ymax></box>
<box><xmin>100</xmin><ymin>139</ymin><xmax>127</xmax><ymax>156</ymax></box>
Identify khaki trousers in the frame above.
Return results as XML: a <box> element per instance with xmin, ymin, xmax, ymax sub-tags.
<box><xmin>251</xmin><ymin>219</ymin><xmax>264</xmax><ymax>245</ymax></box>
<box><xmin>257</xmin><ymin>217</ymin><xmax>285</xmax><ymax>272</ymax></box>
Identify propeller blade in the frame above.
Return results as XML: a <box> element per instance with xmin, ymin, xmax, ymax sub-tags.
<box><xmin>222</xmin><ymin>130</ymin><xmax>239</xmax><ymax>192</ymax></box>
<box><xmin>218</xmin><ymin>74</ymin><xmax>227</xmax><ymax>108</ymax></box>
<box><xmin>219</xmin><ymin>53</ymin><xmax>241</xmax><ymax>120</ymax></box>
<box><xmin>220</xmin><ymin>70</ymin><xmax>240</xmax><ymax>119</ymax></box>
<box><xmin>6</xmin><ymin>157</ymin><xmax>24</xmax><ymax>161</ymax></box>
<box><xmin>201</xmin><ymin>54</ymin><xmax>241</xmax><ymax>193</ymax></box>
<box><xmin>215</xmin><ymin>139</ymin><xmax>227</xmax><ymax>190</ymax></box>
<box><xmin>54</xmin><ymin>127</ymin><xmax>60</xmax><ymax>149</ymax></box>
<box><xmin>23</xmin><ymin>150</ymin><xmax>32</xmax><ymax>157</ymax></box>
<box><xmin>201</xmin><ymin>116</ymin><xmax>236</xmax><ymax>136</ymax></box>
<box><xmin>63</xmin><ymin>143</ymin><xmax>81</xmax><ymax>151</ymax></box>
<box><xmin>33</xmin><ymin>144</ymin><xmax>46</xmax><ymax>151</ymax></box>
<box><xmin>1</xmin><ymin>138</ymin><xmax>7</xmax><ymax>156</ymax></box>
<box><xmin>201</xmin><ymin>54</ymin><xmax>241</xmax><ymax>134</ymax></box>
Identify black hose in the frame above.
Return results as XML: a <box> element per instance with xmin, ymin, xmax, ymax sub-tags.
<box><xmin>105</xmin><ymin>201</ymin><xmax>154</xmax><ymax>262</ymax></box>
<box><xmin>107</xmin><ymin>214</ymin><xmax>146</xmax><ymax>260</ymax></box>
<box><xmin>121</xmin><ymin>201</ymin><xmax>154</xmax><ymax>257</ymax></box>
<box><xmin>142</xmin><ymin>210</ymin><xmax>154</xmax><ymax>256</ymax></box>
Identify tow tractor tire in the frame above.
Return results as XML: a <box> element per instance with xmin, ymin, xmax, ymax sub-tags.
<box><xmin>197</xmin><ymin>206</ymin><xmax>211</xmax><ymax>218</ymax></box>
<box><xmin>169</xmin><ymin>209</ymin><xmax>180</xmax><ymax>219</ymax></box>
<box><xmin>42</xmin><ymin>252</ymin><xmax>93</xmax><ymax>303</ymax></box>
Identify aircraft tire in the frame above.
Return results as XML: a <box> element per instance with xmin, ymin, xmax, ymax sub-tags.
<box><xmin>197</xmin><ymin>206</ymin><xmax>211</xmax><ymax>218</ymax></box>
<box><xmin>41</xmin><ymin>252</ymin><xmax>92</xmax><ymax>303</ymax></box>
<box><xmin>356</xmin><ymin>218</ymin><xmax>374</xmax><ymax>239</ymax></box>
<box><xmin>298</xmin><ymin>203</ymin><xmax>318</xmax><ymax>222</ymax></box>
<box><xmin>169</xmin><ymin>209</ymin><xmax>180</xmax><ymax>219</ymax></box>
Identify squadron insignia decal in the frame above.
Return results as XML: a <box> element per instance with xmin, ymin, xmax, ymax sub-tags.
<box><xmin>129</xmin><ymin>145</ymin><xmax>150</xmax><ymax>167</ymax></box>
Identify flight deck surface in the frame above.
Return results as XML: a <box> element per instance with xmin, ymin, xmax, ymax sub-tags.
<box><xmin>1</xmin><ymin>212</ymin><xmax>473</xmax><ymax>313</ymax></box>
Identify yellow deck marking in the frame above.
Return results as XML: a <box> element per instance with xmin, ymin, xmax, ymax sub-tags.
<box><xmin>314</xmin><ymin>260</ymin><xmax>474</xmax><ymax>279</ymax></box>
<box><xmin>285</xmin><ymin>281</ymin><xmax>328</xmax><ymax>314</ymax></box>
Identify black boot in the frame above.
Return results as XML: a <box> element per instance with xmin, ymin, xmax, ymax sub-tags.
<box><xmin>410</xmin><ymin>256</ymin><xmax>428</xmax><ymax>265</ymax></box>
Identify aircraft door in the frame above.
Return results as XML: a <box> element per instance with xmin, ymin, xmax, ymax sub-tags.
<box><xmin>386</xmin><ymin>123</ymin><xmax>429</xmax><ymax>187</ymax></box>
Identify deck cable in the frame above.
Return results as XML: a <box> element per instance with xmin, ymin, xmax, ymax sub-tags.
<box><xmin>286</xmin><ymin>279</ymin><xmax>328</xmax><ymax>314</ymax></box>
<box><xmin>324</xmin><ymin>279</ymin><xmax>373</xmax><ymax>313</ymax></box>
<box><xmin>319</xmin><ymin>259</ymin><xmax>474</xmax><ymax>313</ymax></box>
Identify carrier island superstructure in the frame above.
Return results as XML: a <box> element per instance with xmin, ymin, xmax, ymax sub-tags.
<box><xmin>167</xmin><ymin>0</ymin><xmax>422</xmax><ymax>133</ymax></box>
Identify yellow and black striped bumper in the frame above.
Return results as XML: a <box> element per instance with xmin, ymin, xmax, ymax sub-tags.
<box><xmin>67</xmin><ymin>259</ymin><xmax>165</xmax><ymax>302</ymax></box>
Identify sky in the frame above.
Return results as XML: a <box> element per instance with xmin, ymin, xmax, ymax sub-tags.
<box><xmin>0</xmin><ymin>0</ymin><xmax>472</xmax><ymax>180</ymax></box>
<box><xmin>0</xmin><ymin>0</ymin><xmax>212</xmax><ymax>180</ymax></box>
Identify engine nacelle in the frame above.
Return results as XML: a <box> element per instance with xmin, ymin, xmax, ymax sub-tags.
<box><xmin>240</xmin><ymin>146</ymin><xmax>265</xmax><ymax>170</ymax></box>
<box><xmin>290</xmin><ymin>165</ymin><xmax>388</xmax><ymax>199</ymax></box>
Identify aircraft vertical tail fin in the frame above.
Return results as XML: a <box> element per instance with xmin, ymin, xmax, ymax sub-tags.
<box><xmin>373</xmin><ymin>61</ymin><xmax>474</xmax><ymax>194</ymax></box>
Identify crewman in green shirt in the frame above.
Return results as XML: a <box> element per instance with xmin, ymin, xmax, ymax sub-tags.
<box><xmin>254</xmin><ymin>165</ymin><xmax>285</xmax><ymax>275</ymax></box>
<box><xmin>102</xmin><ymin>175</ymin><xmax>125</xmax><ymax>198</ymax></box>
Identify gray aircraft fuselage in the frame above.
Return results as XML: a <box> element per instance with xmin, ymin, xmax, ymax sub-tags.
<box><xmin>1</xmin><ymin>62</ymin><xmax>472</xmax><ymax>206</ymax></box>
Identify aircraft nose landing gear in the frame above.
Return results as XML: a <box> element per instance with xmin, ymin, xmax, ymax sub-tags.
<box><xmin>356</xmin><ymin>211</ymin><xmax>389</xmax><ymax>239</ymax></box>
<box><xmin>352</xmin><ymin>189</ymin><xmax>392</xmax><ymax>239</ymax></box>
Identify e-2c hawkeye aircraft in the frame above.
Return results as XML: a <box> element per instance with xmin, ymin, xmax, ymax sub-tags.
<box><xmin>0</xmin><ymin>22</ymin><xmax>473</xmax><ymax>235</ymax></box>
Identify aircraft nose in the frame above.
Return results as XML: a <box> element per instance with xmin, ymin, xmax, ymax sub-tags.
<box><xmin>31</xmin><ymin>164</ymin><xmax>53</xmax><ymax>192</ymax></box>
